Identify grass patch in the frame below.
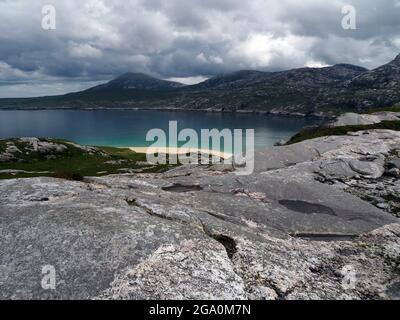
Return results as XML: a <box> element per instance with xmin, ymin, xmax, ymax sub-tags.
<box><xmin>286</xmin><ymin>120</ymin><xmax>400</xmax><ymax>145</ymax></box>
<box><xmin>99</xmin><ymin>146</ymin><xmax>148</xmax><ymax>161</ymax></box>
<box><xmin>366</xmin><ymin>104</ymin><xmax>400</xmax><ymax>114</ymax></box>
<box><xmin>0</xmin><ymin>139</ymin><xmax>176</xmax><ymax>180</ymax></box>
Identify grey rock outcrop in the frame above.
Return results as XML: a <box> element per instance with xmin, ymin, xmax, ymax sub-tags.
<box><xmin>0</xmin><ymin>141</ymin><xmax>21</xmax><ymax>162</ymax></box>
<box><xmin>333</xmin><ymin>112</ymin><xmax>400</xmax><ymax>127</ymax></box>
<box><xmin>19</xmin><ymin>137</ymin><xmax>68</xmax><ymax>153</ymax></box>
<box><xmin>0</xmin><ymin>130</ymin><xmax>399</xmax><ymax>300</ymax></box>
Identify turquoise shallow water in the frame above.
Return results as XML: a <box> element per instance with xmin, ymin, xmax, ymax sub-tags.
<box><xmin>0</xmin><ymin>110</ymin><xmax>321</xmax><ymax>150</ymax></box>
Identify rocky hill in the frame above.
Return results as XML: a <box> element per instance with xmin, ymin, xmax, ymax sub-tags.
<box><xmin>348</xmin><ymin>54</ymin><xmax>400</xmax><ymax>90</ymax></box>
<box><xmin>87</xmin><ymin>72</ymin><xmax>184</xmax><ymax>91</ymax></box>
<box><xmin>1</xmin><ymin>55</ymin><xmax>400</xmax><ymax>116</ymax></box>
<box><xmin>191</xmin><ymin>64</ymin><xmax>367</xmax><ymax>91</ymax></box>
<box><xmin>1</xmin><ymin>130</ymin><xmax>399</xmax><ymax>299</ymax></box>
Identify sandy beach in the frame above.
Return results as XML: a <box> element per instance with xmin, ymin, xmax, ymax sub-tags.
<box><xmin>128</xmin><ymin>147</ymin><xmax>232</xmax><ymax>159</ymax></box>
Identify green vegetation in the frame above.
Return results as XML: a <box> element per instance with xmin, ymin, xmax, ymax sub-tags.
<box><xmin>0</xmin><ymin>88</ymin><xmax>181</xmax><ymax>109</ymax></box>
<box><xmin>286</xmin><ymin>120</ymin><xmax>400</xmax><ymax>145</ymax></box>
<box><xmin>366</xmin><ymin>103</ymin><xmax>400</xmax><ymax>114</ymax></box>
<box><xmin>0</xmin><ymin>138</ymin><xmax>175</xmax><ymax>180</ymax></box>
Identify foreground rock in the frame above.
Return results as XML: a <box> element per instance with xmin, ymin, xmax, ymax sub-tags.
<box><xmin>0</xmin><ymin>130</ymin><xmax>399</xmax><ymax>300</ymax></box>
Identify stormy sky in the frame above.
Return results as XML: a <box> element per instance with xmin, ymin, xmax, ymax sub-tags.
<box><xmin>0</xmin><ymin>0</ymin><xmax>400</xmax><ymax>97</ymax></box>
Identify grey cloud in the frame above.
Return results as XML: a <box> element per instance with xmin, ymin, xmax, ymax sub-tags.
<box><xmin>0</xmin><ymin>0</ymin><xmax>400</xmax><ymax>97</ymax></box>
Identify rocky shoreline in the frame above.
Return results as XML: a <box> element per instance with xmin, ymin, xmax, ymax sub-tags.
<box><xmin>0</xmin><ymin>105</ymin><xmax>336</xmax><ymax>120</ymax></box>
<box><xmin>0</xmin><ymin>129</ymin><xmax>399</xmax><ymax>299</ymax></box>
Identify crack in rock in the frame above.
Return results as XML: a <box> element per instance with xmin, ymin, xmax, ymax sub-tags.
<box><xmin>200</xmin><ymin>223</ymin><xmax>238</xmax><ymax>260</ymax></box>
<box><xmin>290</xmin><ymin>233</ymin><xmax>359</xmax><ymax>242</ymax></box>
<box><xmin>210</xmin><ymin>235</ymin><xmax>238</xmax><ymax>260</ymax></box>
<box><xmin>125</xmin><ymin>197</ymin><xmax>205</xmax><ymax>232</ymax></box>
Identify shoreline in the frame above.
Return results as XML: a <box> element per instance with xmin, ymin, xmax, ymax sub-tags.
<box><xmin>128</xmin><ymin>146</ymin><xmax>233</xmax><ymax>159</ymax></box>
<box><xmin>0</xmin><ymin>106</ymin><xmax>336</xmax><ymax>120</ymax></box>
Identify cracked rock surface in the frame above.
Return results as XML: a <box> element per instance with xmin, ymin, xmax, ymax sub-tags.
<box><xmin>0</xmin><ymin>130</ymin><xmax>399</xmax><ymax>300</ymax></box>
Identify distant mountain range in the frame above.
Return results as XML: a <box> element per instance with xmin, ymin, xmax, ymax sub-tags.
<box><xmin>1</xmin><ymin>54</ymin><xmax>400</xmax><ymax>117</ymax></box>
<box><xmin>87</xmin><ymin>72</ymin><xmax>184</xmax><ymax>91</ymax></box>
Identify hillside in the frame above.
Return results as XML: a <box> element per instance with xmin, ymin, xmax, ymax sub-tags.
<box><xmin>1</xmin><ymin>55</ymin><xmax>400</xmax><ymax>116</ymax></box>
<box><xmin>87</xmin><ymin>72</ymin><xmax>184</xmax><ymax>91</ymax></box>
<box><xmin>0</xmin><ymin>138</ymin><xmax>173</xmax><ymax>180</ymax></box>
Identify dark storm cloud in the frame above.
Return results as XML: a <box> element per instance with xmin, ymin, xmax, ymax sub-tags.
<box><xmin>0</xmin><ymin>0</ymin><xmax>400</xmax><ymax>97</ymax></box>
